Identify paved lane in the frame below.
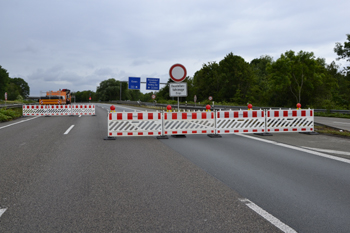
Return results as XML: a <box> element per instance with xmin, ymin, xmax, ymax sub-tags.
<box><xmin>161</xmin><ymin>134</ymin><xmax>350</xmax><ymax>233</ymax></box>
<box><xmin>0</xmin><ymin>106</ymin><xmax>281</xmax><ymax>232</ymax></box>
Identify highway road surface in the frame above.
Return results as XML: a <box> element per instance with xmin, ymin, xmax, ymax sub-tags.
<box><xmin>0</xmin><ymin>103</ymin><xmax>349</xmax><ymax>232</ymax></box>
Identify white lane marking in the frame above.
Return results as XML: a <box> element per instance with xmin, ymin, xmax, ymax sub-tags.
<box><xmin>64</xmin><ymin>125</ymin><xmax>75</xmax><ymax>135</ymax></box>
<box><xmin>302</xmin><ymin>146</ymin><xmax>350</xmax><ymax>156</ymax></box>
<box><xmin>0</xmin><ymin>208</ymin><xmax>7</xmax><ymax>218</ymax></box>
<box><xmin>79</xmin><ymin>115</ymin><xmax>82</xmax><ymax>118</ymax></box>
<box><xmin>333</xmin><ymin>121</ymin><xmax>350</xmax><ymax>125</ymax></box>
<box><xmin>239</xmin><ymin>198</ymin><xmax>297</xmax><ymax>233</ymax></box>
<box><xmin>0</xmin><ymin>116</ymin><xmax>40</xmax><ymax>130</ymax></box>
<box><xmin>237</xmin><ymin>134</ymin><xmax>350</xmax><ymax>165</ymax></box>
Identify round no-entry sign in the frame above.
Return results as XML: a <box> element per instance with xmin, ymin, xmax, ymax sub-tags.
<box><xmin>169</xmin><ymin>64</ymin><xmax>187</xmax><ymax>82</ymax></box>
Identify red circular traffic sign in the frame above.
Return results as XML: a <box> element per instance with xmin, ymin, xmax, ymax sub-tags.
<box><xmin>169</xmin><ymin>64</ymin><xmax>187</xmax><ymax>82</ymax></box>
<box><xmin>152</xmin><ymin>94</ymin><xmax>156</xmax><ymax>99</ymax></box>
<box><xmin>208</xmin><ymin>96</ymin><xmax>213</xmax><ymax>101</ymax></box>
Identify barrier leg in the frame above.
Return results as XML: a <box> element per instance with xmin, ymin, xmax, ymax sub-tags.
<box><xmin>208</xmin><ymin>110</ymin><xmax>222</xmax><ymax>138</ymax></box>
<box><xmin>157</xmin><ymin>111</ymin><xmax>168</xmax><ymax>139</ymax></box>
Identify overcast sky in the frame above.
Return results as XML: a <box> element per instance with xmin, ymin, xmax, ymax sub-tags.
<box><xmin>1</xmin><ymin>0</ymin><xmax>349</xmax><ymax>96</ymax></box>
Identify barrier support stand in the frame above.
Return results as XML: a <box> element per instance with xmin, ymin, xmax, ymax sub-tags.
<box><xmin>104</xmin><ymin>136</ymin><xmax>116</xmax><ymax>140</ymax></box>
<box><xmin>157</xmin><ymin>111</ymin><xmax>169</xmax><ymax>139</ymax></box>
<box><xmin>207</xmin><ymin>110</ymin><xmax>222</xmax><ymax>138</ymax></box>
<box><xmin>299</xmin><ymin>131</ymin><xmax>319</xmax><ymax>135</ymax></box>
<box><xmin>254</xmin><ymin>109</ymin><xmax>272</xmax><ymax>136</ymax></box>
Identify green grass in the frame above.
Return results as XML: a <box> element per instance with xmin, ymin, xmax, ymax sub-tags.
<box><xmin>0</xmin><ymin>108</ymin><xmax>22</xmax><ymax>122</ymax></box>
<box><xmin>315</xmin><ymin>125</ymin><xmax>350</xmax><ymax>138</ymax></box>
<box><xmin>315</xmin><ymin>112</ymin><xmax>350</xmax><ymax>119</ymax></box>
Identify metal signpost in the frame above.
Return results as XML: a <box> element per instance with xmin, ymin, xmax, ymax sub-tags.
<box><xmin>169</xmin><ymin>64</ymin><xmax>187</xmax><ymax>111</ymax></box>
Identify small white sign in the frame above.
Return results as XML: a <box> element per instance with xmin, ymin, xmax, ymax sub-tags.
<box><xmin>169</xmin><ymin>83</ymin><xmax>187</xmax><ymax>97</ymax></box>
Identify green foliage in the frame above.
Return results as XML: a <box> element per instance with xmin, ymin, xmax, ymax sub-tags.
<box><xmin>334</xmin><ymin>34</ymin><xmax>350</xmax><ymax>76</ymax></box>
<box><xmin>0</xmin><ymin>66</ymin><xmax>10</xmax><ymax>99</ymax></box>
<box><xmin>0</xmin><ymin>108</ymin><xmax>22</xmax><ymax>122</ymax></box>
<box><xmin>267</xmin><ymin>50</ymin><xmax>333</xmax><ymax>107</ymax></box>
<box><xmin>73</xmin><ymin>90</ymin><xmax>96</xmax><ymax>102</ymax></box>
<box><xmin>9</xmin><ymin>77</ymin><xmax>30</xmax><ymax>98</ymax></box>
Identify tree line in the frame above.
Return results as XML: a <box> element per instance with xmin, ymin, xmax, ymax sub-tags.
<box><xmin>93</xmin><ymin>34</ymin><xmax>350</xmax><ymax>109</ymax></box>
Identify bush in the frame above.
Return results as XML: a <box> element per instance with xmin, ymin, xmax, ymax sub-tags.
<box><xmin>0</xmin><ymin>108</ymin><xmax>22</xmax><ymax>122</ymax></box>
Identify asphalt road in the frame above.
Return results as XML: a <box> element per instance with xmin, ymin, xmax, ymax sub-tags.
<box><xmin>0</xmin><ymin>105</ymin><xmax>281</xmax><ymax>232</ymax></box>
<box><xmin>1</xmin><ymin>104</ymin><xmax>349</xmax><ymax>232</ymax></box>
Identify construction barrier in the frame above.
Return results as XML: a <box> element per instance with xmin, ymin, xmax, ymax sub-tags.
<box><xmin>216</xmin><ymin>110</ymin><xmax>265</xmax><ymax>134</ymax></box>
<box><xmin>163</xmin><ymin>111</ymin><xmax>215</xmax><ymax>136</ymax></box>
<box><xmin>107</xmin><ymin>108</ymin><xmax>315</xmax><ymax>138</ymax></box>
<box><xmin>22</xmin><ymin>104</ymin><xmax>95</xmax><ymax>116</ymax></box>
<box><xmin>108</xmin><ymin>111</ymin><xmax>162</xmax><ymax>137</ymax></box>
<box><xmin>266</xmin><ymin>109</ymin><xmax>314</xmax><ymax>133</ymax></box>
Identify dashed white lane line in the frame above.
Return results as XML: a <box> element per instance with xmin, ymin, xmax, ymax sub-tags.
<box><xmin>237</xmin><ymin>134</ymin><xmax>350</xmax><ymax>165</ymax></box>
<box><xmin>0</xmin><ymin>116</ymin><xmax>40</xmax><ymax>130</ymax></box>
<box><xmin>64</xmin><ymin>125</ymin><xmax>75</xmax><ymax>135</ymax></box>
<box><xmin>0</xmin><ymin>208</ymin><xmax>7</xmax><ymax>218</ymax></box>
<box><xmin>239</xmin><ymin>198</ymin><xmax>297</xmax><ymax>233</ymax></box>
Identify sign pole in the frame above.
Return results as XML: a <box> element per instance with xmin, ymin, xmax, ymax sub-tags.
<box><xmin>178</xmin><ymin>97</ymin><xmax>180</xmax><ymax>112</ymax></box>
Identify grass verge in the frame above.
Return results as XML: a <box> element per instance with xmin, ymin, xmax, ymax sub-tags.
<box><xmin>315</xmin><ymin>124</ymin><xmax>350</xmax><ymax>138</ymax></box>
<box><xmin>0</xmin><ymin>108</ymin><xmax>22</xmax><ymax>122</ymax></box>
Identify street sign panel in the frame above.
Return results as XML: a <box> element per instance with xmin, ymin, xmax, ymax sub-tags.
<box><xmin>169</xmin><ymin>83</ymin><xmax>187</xmax><ymax>97</ymax></box>
<box><xmin>146</xmin><ymin>78</ymin><xmax>160</xmax><ymax>90</ymax></box>
<box><xmin>128</xmin><ymin>77</ymin><xmax>141</xmax><ymax>90</ymax></box>
<box><xmin>169</xmin><ymin>64</ymin><xmax>187</xmax><ymax>82</ymax></box>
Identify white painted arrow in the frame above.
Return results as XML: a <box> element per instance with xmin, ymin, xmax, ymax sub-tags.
<box><xmin>0</xmin><ymin>208</ymin><xmax>7</xmax><ymax>218</ymax></box>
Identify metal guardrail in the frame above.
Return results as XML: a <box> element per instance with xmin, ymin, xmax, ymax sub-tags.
<box><xmin>1</xmin><ymin>102</ymin><xmax>349</xmax><ymax>114</ymax></box>
<box><xmin>0</xmin><ymin>104</ymin><xmax>24</xmax><ymax>109</ymax></box>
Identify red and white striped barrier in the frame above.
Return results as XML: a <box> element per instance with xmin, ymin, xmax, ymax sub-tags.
<box><xmin>106</xmin><ymin>108</ymin><xmax>315</xmax><ymax>138</ymax></box>
<box><xmin>216</xmin><ymin>110</ymin><xmax>266</xmax><ymax>134</ymax></box>
<box><xmin>108</xmin><ymin>111</ymin><xmax>162</xmax><ymax>137</ymax></box>
<box><xmin>163</xmin><ymin>111</ymin><xmax>215</xmax><ymax>135</ymax></box>
<box><xmin>266</xmin><ymin>109</ymin><xmax>314</xmax><ymax>133</ymax></box>
<box><xmin>71</xmin><ymin>104</ymin><xmax>95</xmax><ymax>115</ymax></box>
<box><xmin>22</xmin><ymin>105</ymin><xmax>95</xmax><ymax>116</ymax></box>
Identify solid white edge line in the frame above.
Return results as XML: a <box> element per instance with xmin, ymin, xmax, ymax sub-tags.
<box><xmin>239</xmin><ymin>198</ymin><xmax>297</xmax><ymax>233</ymax></box>
<box><xmin>237</xmin><ymin>134</ymin><xmax>350</xmax><ymax>165</ymax></box>
<box><xmin>302</xmin><ymin>146</ymin><xmax>350</xmax><ymax>156</ymax></box>
<box><xmin>64</xmin><ymin>125</ymin><xmax>75</xmax><ymax>135</ymax></box>
<box><xmin>0</xmin><ymin>208</ymin><xmax>7</xmax><ymax>218</ymax></box>
<box><xmin>0</xmin><ymin>116</ymin><xmax>40</xmax><ymax>130</ymax></box>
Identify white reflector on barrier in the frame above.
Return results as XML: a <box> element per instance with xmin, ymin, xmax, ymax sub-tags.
<box><xmin>108</xmin><ymin>111</ymin><xmax>162</xmax><ymax>136</ymax></box>
<box><xmin>163</xmin><ymin>111</ymin><xmax>215</xmax><ymax>135</ymax></box>
<box><xmin>216</xmin><ymin>110</ymin><xmax>266</xmax><ymax>134</ymax></box>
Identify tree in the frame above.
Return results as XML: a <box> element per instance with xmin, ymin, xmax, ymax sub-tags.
<box><xmin>0</xmin><ymin>66</ymin><xmax>10</xmax><ymax>99</ymax></box>
<box><xmin>334</xmin><ymin>34</ymin><xmax>350</xmax><ymax>76</ymax></box>
<box><xmin>250</xmin><ymin>55</ymin><xmax>274</xmax><ymax>105</ymax></box>
<box><xmin>218</xmin><ymin>53</ymin><xmax>255</xmax><ymax>104</ymax></box>
<box><xmin>193</xmin><ymin>62</ymin><xmax>220</xmax><ymax>102</ymax></box>
<box><xmin>267</xmin><ymin>50</ymin><xmax>329</xmax><ymax>107</ymax></box>
<box><xmin>9</xmin><ymin>77</ymin><xmax>30</xmax><ymax>98</ymax></box>
<box><xmin>96</xmin><ymin>78</ymin><xmax>121</xmax><ymax>101</ymax></box>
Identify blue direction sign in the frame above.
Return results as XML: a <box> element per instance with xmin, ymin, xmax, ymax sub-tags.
<box><xmin>128</xmin><ymin>77</ymin><xmax>141</xmax><ymax>90</ymax></box>
<box><xmin>146</xmin><ymin>78</ymin><xmax>160</xmax><ymax>90</ymax></box>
